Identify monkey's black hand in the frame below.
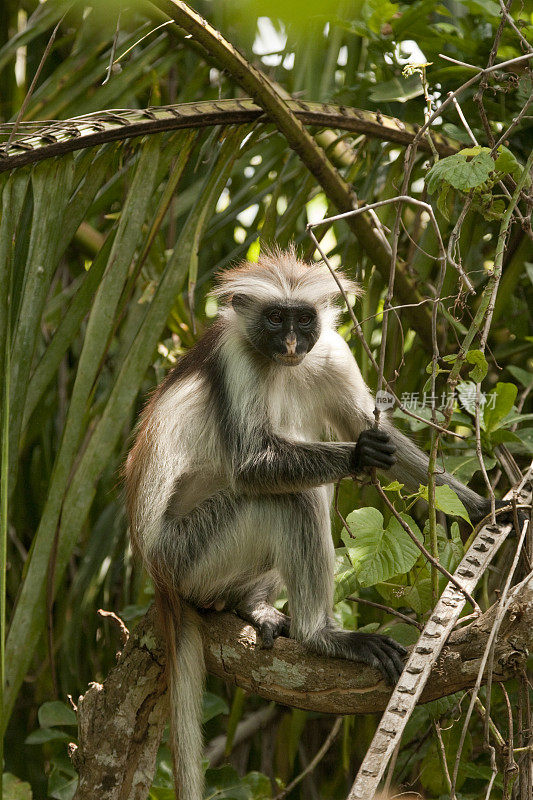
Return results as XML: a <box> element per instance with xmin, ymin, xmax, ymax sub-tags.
<box><xmin>342</xmin><ymin>631</ymin><xmax>407</xmax><ymax>686</ymax></box>
<box><xmin>352</xmin><ymin>429</ymin><xmax>397</xmax><ymax>473</ymax></box>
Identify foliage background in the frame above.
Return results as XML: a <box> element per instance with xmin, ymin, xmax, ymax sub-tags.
<box><xmin>0</xmin><ymin>0</ymin><xmax>531</xmax><ymax>798</ymax></box>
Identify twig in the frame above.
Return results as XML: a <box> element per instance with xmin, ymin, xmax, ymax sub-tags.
<box><xmin>97</xmin><ymin>609</ymin><xmax>130</xmax><ymax>648</ymax></box>
<box><xmin>347</xmin><ymin>595</ymin><xmax>423</xmax><ymax>631</ymax></box>
<box><xmin>5</xmin><ymin>15</ymin><xmax>66</xmax><ymax>152</ymax></box>
<box><xmin>307</xmin><ymin>226</ymin><xmax>467</xmax><ymax>439</ymax></box>
<box><xmin>102</xmin><ymin>11</ymin><xmax>122</xmax><ymax>84</ymax></box>
<box><xmin>498</xmin><ymin>0</ymin><xmax>533</xmax><ymax>53</ymax></box>
<box><xmin>273</xmin><ymin>716</ymin><xmax>342</xmax><ymax>799</ymax></box>
<box><xmin>434</xmin><ymin>721</ymin><xmax>453</xmax><ymax>794</ymax></box>
<box><xmin>499</xmin><ymin>681</ymin><xmax>519</xmax><ymax>799</ymax></box>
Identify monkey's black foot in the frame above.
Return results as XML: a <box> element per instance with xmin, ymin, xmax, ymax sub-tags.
<box><xmin>235</xmin><ymin>602</ymin><xmax>291</xmax><ymax>649</ymax></box>
<box><xmin>319</xmin><ymin>629</ymin><xmax>407</xmax><ymax>686</ymax></box>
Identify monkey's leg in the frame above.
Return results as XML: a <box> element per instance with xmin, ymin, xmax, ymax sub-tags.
<box><xmin>234</xmin><ymin>574</ymin><xmax>290</xmax><ymax>648</ymax></box>
<box><xmin>271</xmin><ymin>488</ymin><xmax>407</xmax><ymax>685</ymax></box>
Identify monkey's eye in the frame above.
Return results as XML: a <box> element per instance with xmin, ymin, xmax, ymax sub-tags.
<box><xmin>299</xmin><ymin>314</ymin><xmax>313</xmax><ymax>325</ymax></box>
<box><xmin>267</xmin><ymin>311</ymin><xmax>283</xmax><ymax>326</ymax></box>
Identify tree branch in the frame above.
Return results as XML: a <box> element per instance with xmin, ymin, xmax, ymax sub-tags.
<box><xmin>71</xmin><ymin>580</ymin><xmax>532</xmax><ymax>800</ymax></box>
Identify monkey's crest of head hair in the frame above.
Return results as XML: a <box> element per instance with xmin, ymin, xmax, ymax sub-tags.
<box><xmin>213</xmin><ymin>245</ymin><xmax>360</xmax><ymax>308</ymax></box>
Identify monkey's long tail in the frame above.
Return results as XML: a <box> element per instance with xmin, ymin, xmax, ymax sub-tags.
<box><xmin>157</xmin><ymin>590</ymin><xmax>205</xmax><ymax>800</ymax></box>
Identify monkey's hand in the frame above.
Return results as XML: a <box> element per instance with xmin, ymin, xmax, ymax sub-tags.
<box><xmin>351</xmin><ymin>429</ymin><xmax>397</xmax><ymax>473</ymax></box>
<box><xmin>322</xmin><ymin>629</ymin><xmax>407</xmax><ymax>685</ymax></box>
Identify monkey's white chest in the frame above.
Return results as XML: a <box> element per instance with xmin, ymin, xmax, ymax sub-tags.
<box><xmin>266</xmin><ymin>369</ymin><xmax>325</xmax><ymax>441</ymax></box>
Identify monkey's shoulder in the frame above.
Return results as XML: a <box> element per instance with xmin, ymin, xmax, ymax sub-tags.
<box><xmin>160</xmin><ymin>321</ymin><xmax>225</xmax><ymax>394</ymax></box>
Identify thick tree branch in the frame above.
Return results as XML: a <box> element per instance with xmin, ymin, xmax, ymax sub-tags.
<box><xmin>71</xmin><ymin>581</ymin><xmax>532</xmax><ymax>800</ymax></box>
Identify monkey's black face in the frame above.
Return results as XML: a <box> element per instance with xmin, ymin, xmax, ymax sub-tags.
<box><xmin>250</xmin><ymin>303</ymin><xmax>321</xmax><ymax>366</ymax></box>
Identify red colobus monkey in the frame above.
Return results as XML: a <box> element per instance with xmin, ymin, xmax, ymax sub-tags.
<box><xmin>125</xmin><ymin>248</ymin><xmax>490</xmax><ymax>799</ymax></box>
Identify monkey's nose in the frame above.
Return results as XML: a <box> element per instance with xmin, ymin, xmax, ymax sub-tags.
<box><xmin>285</xmin><ymin>332</ymin><xmax>297</xmax><ymax>355</ymax></box>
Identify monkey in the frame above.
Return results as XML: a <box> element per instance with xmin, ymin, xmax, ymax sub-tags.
<box><xmin>125</xmin><ymin>248</ymin><xmax>496</xmax><ymax>800</ymax></box>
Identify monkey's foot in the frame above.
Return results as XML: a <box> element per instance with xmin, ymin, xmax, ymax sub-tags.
<box><xmin>235</xmin><ymin>602</ymin><xmax>291</xmax><ymax>649</ymax></box>
<box><xmin>315</xmin><ymin>629</ymin><xmax>407</xmax><ymax>686</ymax></box>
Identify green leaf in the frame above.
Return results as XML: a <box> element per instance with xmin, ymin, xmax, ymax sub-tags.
<box><xmin>433</xmin><ymin>522</ymin><xmax>464</xmax><ymax>572</ymax></box>
<box><xmin>204</xmin><ymin>765</ymin><xmax>253</xmax><ymax>800</ymax></box>
<box><xmin>202</xmin><ymin>691</ymin><xmax>229</xmax><ymax>724</ymax></box>
<box><xmin>424</xmin><ymin>691</ymin><xmax>463</xmax><ymax>720</ymax></box>
<box><xmin>38</xmin><ymin>701</ymin><xmax>77</xmax><ymax>728</ymax></box>
<box><xmin>334</xmin><ymin>566</ymin><xmax>359</xmax><ymax>603</ymax></box>
<box><xmin>240</xmin><ymin>771</ymin><xmax>272</xmax><ymax>799</ymax></box>
<box><xmin>489</xmin><ymin>429</ymin><xmax>522</xmax><ymax>445</ymax></box>
<box><xmin>437</xmin><ymin>183</ymin><xmax>452</xmax><ymax>220</ymax></box>
<box><xmin>2</xmin><ymin>773</ymin><xmax>33</xmax><ymax>800</ymax></box>
<box><xmin>507</xmin><ymin>365</ymin><xmax>533</xmax><ymax>388</ymax></box>
<box><xmin>443</xmin><ymin>454</ymin><xmax>496</xmax><ymax>484</ymax></box>
<box><xmin>382</xmin><ymin>480</ymin><xmax>404</xmax><ymax>492</ymax></box>
<box><xmin>47</xmin><ymin>766</ymin><xmax>78</xmax><ymax>800</ymax></box>
<box><xmin>342</xmin><ymin>508</ymin><xmax>422</xmax><ymax>587</ymax></box>
<box><xmin>4</xmin><ymin>136</ymin><xmax>163</xmax><ymax>726</ymax></box>
<box><xmin>419</xmin><ymin>484</ymin><xmax>471</xmax><ymax>523</ymax></box>
<box><xmin>483</xmin><ymin>382</ymin><xmax>518</xmax><ymax>433</ymax></box>
<box><xmin>377</xmin><ymin>575</ymin><xmax>433</xmax><ymax>615</ymax></box>
<box><xmin>25</xmin><ymin>728</ymin><xmax>70</xmax><ymax>744</ymax></box>
<box><xmin>494</xmin><ymin>145</ymin><xmax>521</xmax><ymax>178</ymax></box>
<box><xmin>426</xmin><ymin>147</ymin><xmax>494</xmax><ymax>193</ymax></box>
<box><xmin>465</xmin><ymin>349</ymin><xmax>488</xmax><ymax>382</ymax></box>
<box><xmin>369</xmin><ymin>74</ymin><xmax>424</xmax><ymax>103</ymax></box>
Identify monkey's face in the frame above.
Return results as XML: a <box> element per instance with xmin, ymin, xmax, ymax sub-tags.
<box><xmin>250</xmin><ymin>302</ymin><xmax>321</xmax><ymax>366</ymax></box>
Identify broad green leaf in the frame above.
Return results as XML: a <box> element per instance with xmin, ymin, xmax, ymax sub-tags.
<box><xmin>483</xmin><ymin>381</ymin><xmax>518</xmax><ymax>433</ymax></box>
<box><xmin>443</xmin><ymin>454</ymin><xmax>496</xmax><ymax>484</ymax></box>
<box><xmin>494</xmin><ymin>145</ymin><xmax>521</xmax><ymax>178</ymax></box>
<box><xmin>426</xmin><ymin>147</ymin><xmax>494</xmax><ymax>193</ymax></box>
<box><xmin>489</xmin><ymin>429</ymin><xmax>522</xmax><ymax>445</ymax></box>
<box><xmin>424</xmin><ymin>691</ymin><xmax>463</xmax><ymax>720</ymax></box>
<box><xmin>419</xmin><ymin>484</ymin><xmax>471</xmax><ymax>523</ymax></box>
<box><xmin>25</xmin><ymin>728</ymin><xmax>70</xmax><ymax>744</ymax></box>
<box><xmin>334</xmin><ymin>566</ymin><xmax>359</xmax><ymax>603</ymax></box>
<box><xmin>420</xmin><ymin>724</ymin><xmax>472</xmax><ymax>795</ymax></box>
<box><xmin>342</xmin><ymin>508</ymin><xmax>422</xmax><ymax>587</ymax></box>
<box><xmin>512</xmin><ymin>427</ymin><xmax>533</xmax><ymax>455</ymax></box>
<box><xmin>377</xmin><ymin>574</ymin><xmax>433</xmax><ymax>615</ymax></box>
<box><xmin>430</xmin><ymin>522</ymin><xmax>463</xmax><ymax>572</ymax></box>
<box><xmin>202</xmin><ymin>692</ymin><xmax>229</xmax><ymax>724</ymax></box>
<box><xmin>37</xmin><ymin>701</ymin><xmax>77</xmax><ymax>728</ymax></box>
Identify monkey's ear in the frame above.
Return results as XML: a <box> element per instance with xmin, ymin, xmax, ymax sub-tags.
<box><xmin>231</xmin><ymin>294</ymin><xmax>253</xmax><ymax>313</ymax></box>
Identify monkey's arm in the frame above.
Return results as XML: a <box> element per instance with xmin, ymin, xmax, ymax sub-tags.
<box><xmin>325</xmin><ymin>333</ymin><xmax>490</xmax><ymax>523</ymax></box>
<box><xmin>234</xmin><ymin>431</ymin><xmax>395</xmax><ymax>495</ymax></box>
